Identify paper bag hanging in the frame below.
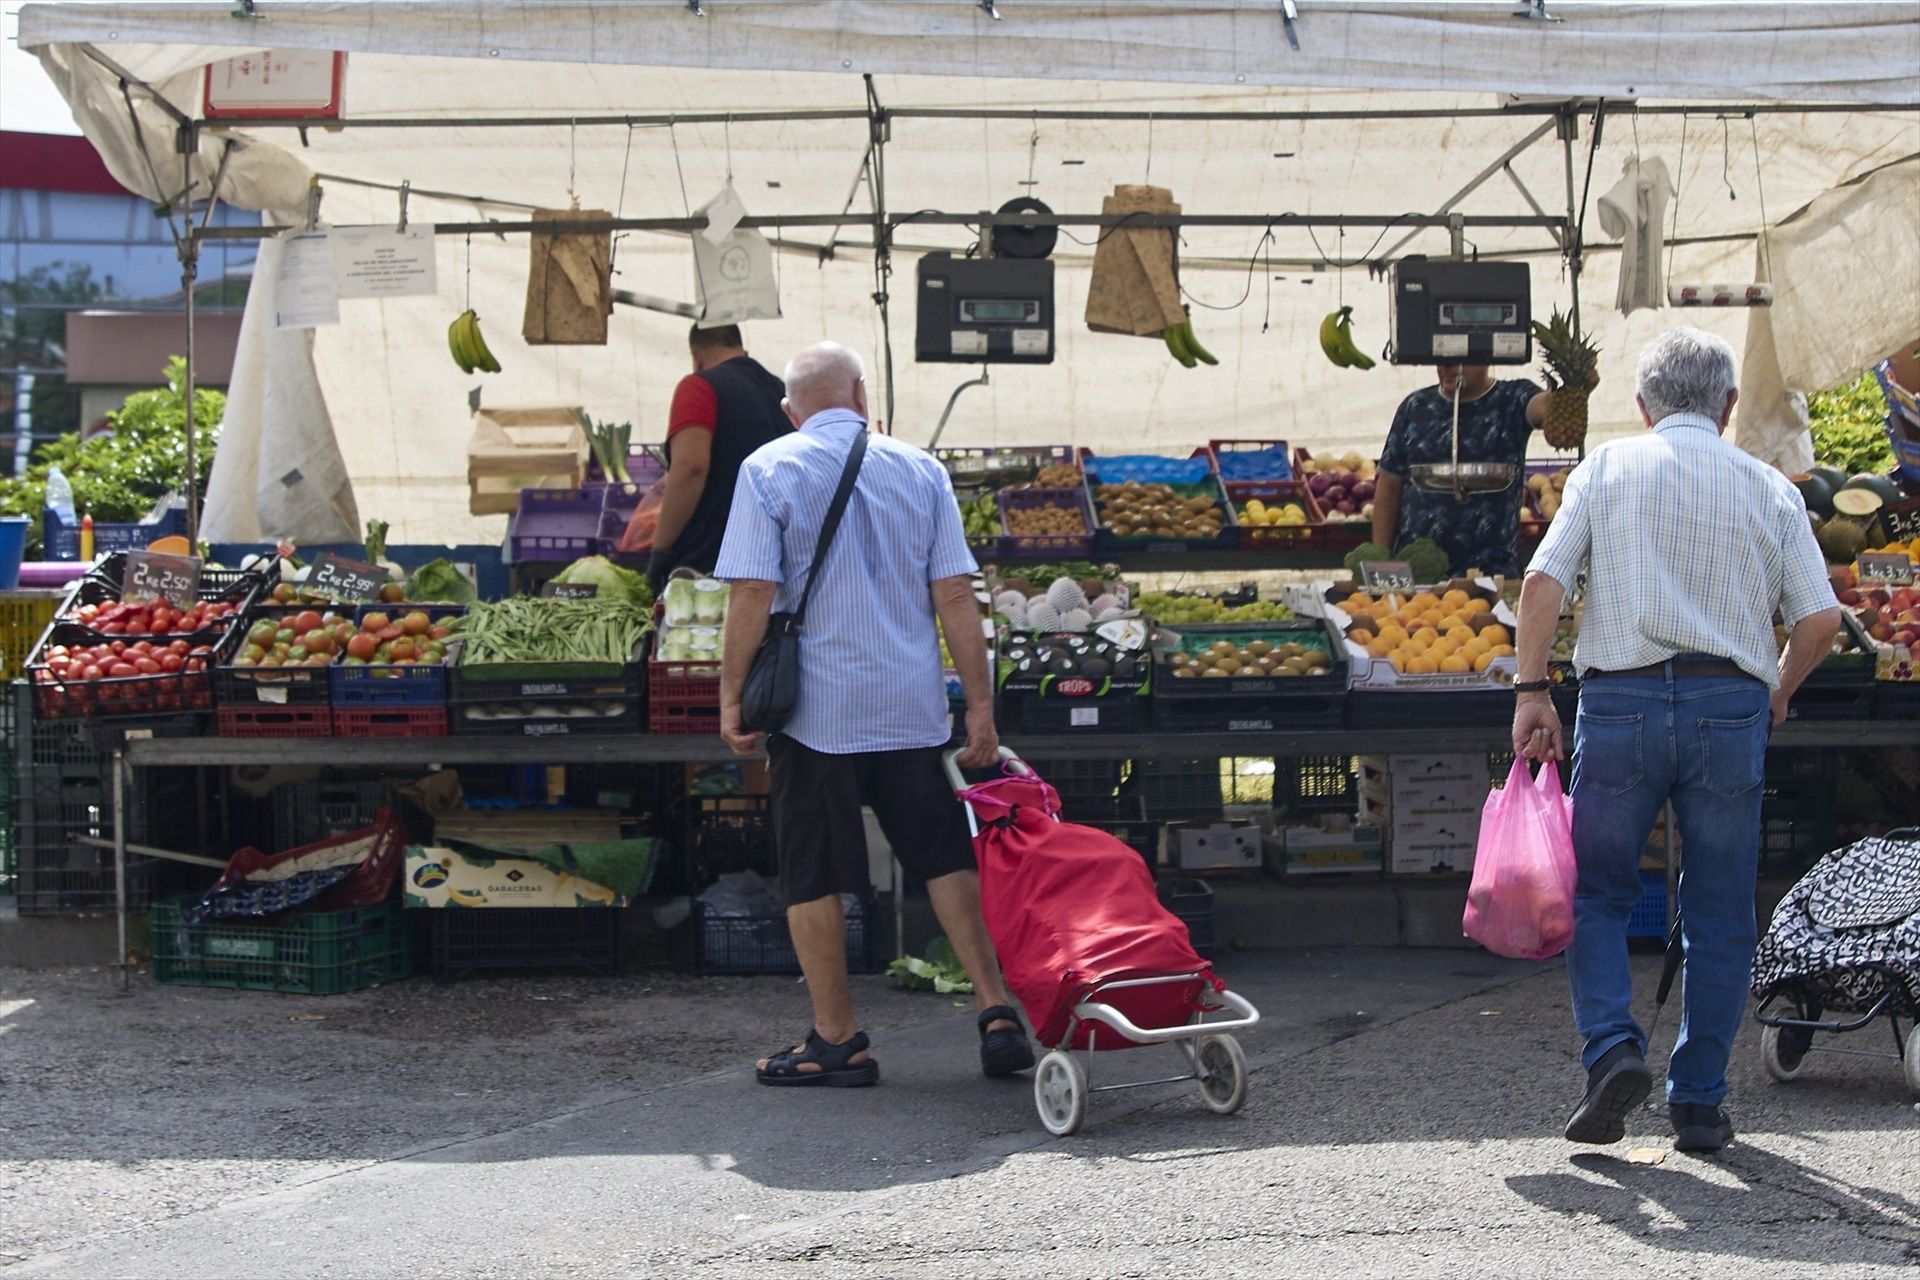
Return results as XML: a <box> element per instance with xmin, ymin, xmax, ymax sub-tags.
<box><xmin>691</xmin><ymin>185</ymin><xmax>782</xmax><ymax>327</ymax></box>
<box><xmin>1085</xmin><ymin>185</ymin><xmax>1185</xmax><ymax>339</ymax></box>
<box><xmin>523</xmin><ymin>207</ymin><xmax>614</xmax><ymax>345</ymax></box>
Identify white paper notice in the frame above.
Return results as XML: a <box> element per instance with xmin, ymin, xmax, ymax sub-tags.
<box><xmin>700</xmin><ymin>184</ymin><xmax>747</xmax><ymax>246</ymax></box>
<box><xmin>274</xmin><ymin>233</ymin><xmax>340</xmax><ymax>329</ymax></box>
<box><xmin>331</xmin><ymin>225</ymin><xmax>438</xmax><ymax>299</ymax></box>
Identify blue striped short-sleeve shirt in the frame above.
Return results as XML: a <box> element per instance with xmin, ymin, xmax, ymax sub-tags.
<box><xmin>714</xmin><ymin>408</ymin><xmax>977</xmax><ymax>754</ymax></box>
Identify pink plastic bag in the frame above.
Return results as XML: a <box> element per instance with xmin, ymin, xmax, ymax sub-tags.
<box><xmin>1463</xmin><ymin>758</ymin><xmax>1577</xmax><ymax>960</ymax></box>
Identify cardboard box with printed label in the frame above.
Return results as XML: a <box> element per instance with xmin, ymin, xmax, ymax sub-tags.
<box><xmin>1388</xmin><ymin>812</ymin><xmax>1481</xmax><ymax>875</ymax></box>
<box><xmin>1271</xmin><ymin>824</ymin><xmax>1385</xmax><ymax>875</ymax></box>
<box><xmin>404</xmin><ymin>845</ymin><xmax>627</xmax><ymax>908</ymax></box>
<box><xmin>1173</xmin><ymin>821</ymin><xmax>1262</xmax><ymax>871</ymax></box>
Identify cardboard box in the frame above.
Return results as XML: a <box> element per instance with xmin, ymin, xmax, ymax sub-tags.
<box><xmin>1173</xmin><ymin>820</ymin><xmax>1262</xmax><ymax>871</ymax></box>
<box><xmin>1320</xmin><ymin>581</ymin><xmax>1522</xmax><ymax>692</ymax></box>
<box><xmin>404</xmin><ymin>845</ymin><xmax>627</xmax><ymax>908</ymax></box>
<box><xmin>1273</xmin><ymin>824</ymin><xmax>1385</xmax><ymax>876</ymax></box>
<box><xmin>1388</xmin><ymin>812</ymin><xmax>1481</xmax><ymax>875</ymax></box>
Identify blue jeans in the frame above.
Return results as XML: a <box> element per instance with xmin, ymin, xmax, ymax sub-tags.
<box><xmin>1567</xmin><ymin>667</ymin><xmax>1770</xmax><ymax>1107</ymax></box>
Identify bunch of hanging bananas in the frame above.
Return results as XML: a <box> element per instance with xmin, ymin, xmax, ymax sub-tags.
<box><xmin>1162</xmin><ymin>313</ymin><xmax>1218</xmax><ymax>369</ymax></box>
<box><xmin>447</xmin><ymin>309</ymin><xmax>502</xmax><ymax>375</ymax></box>
<box><xmin>1318</xmin><ymin>306</ymin><xmax>1375</xmax><ymax>370</ymax></box>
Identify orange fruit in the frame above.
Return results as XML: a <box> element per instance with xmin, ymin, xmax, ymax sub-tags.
<box><xmin>1437</xmin><ymin>614</ymin><xmax>1466</xmax><ymax>632</ymax></box>
<box><xmin>1413</xmin><ymin>627</ymin><xmax>1440</xmax><ymax>645</ymax></box>
<box><xmin>1480</xmin><ymin>624</ymin><xmax>1512</xmax><ymax>646</ymax></box>
<box><xmin>1439</xmin><ymin>655</ymin><xmax>1470</xmax><ymax>673</ymax></box>
<box><xmin>1489</xmin><ymin>643</ymin><xmax>1516</xmax><ymax>658</ymax></box>
<box><xmin>1405</xmin><ymin>655</ymin><xmax>1439</xmax><ymax>675</ymax></box>
<box><xmin>1387</xmin><ymin>651</ymin><xmax>1408</xmax><ymax>672</ymax></box>
<box><xmin>1472</xmin><ymin>650</ymin><xmax>1496</xmax><ymax>672</ymax></box>
<box><xmin>1445</xmin><ymin>626</ymin><xmax>1476</xmax><ymax>645</ymax></box>
<box><xmin>1367</xmin><ymin>639</ymin><xmax>1394</xmax><ymax>659</ymax></box>
<box><xmin>1378</xmin><ymin>625</ymin><xmax>1409</xmax><ymax>646</ymax></box>
<box><xmin>1349</xmin><ymin>628</ymin><xmax>1375</xmax><ymax>646</ymax></box>
<box><xmin>1411</xmin><ymin>592</ymin><xmax>1439</xmax><ymax>610</ymax></box>
<box><xmin>1442</xmin><ymin>589</ymin><xmax>1471</xmax><ymax>608</ymax></box>
<box><xmin>1348</xmin><ymin>592</ymin><xmax>1374</xmax><ymax>609</ymax></box>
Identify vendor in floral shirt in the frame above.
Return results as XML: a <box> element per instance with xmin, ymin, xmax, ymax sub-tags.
<box><xmin>1371</xmin><ymin>364</ymin><xmax>1555</xmax><ymax>578</ymax></box>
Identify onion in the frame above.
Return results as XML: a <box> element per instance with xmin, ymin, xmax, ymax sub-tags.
<box><xmin>1308</xmin><ymin>473</ymin><xmax>1334</xmax><ymax>496</ymax></box>
<box><xmin>1352</xmin><ymin>480</ymin><xmax>1376</xmax><ymax>501</ymax></box>
<box><xmin>1324</xmin><ymin>485</ymin><xmax>1348</xmax><ymax>505</ymax></box>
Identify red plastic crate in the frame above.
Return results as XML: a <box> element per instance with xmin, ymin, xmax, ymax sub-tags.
<box><xmin>648</xmin><ymin>656</ymin><xmax>720</xmax><ymax>735</ymax></box>
<box><xmin>1223</xmin><ymin>480</ymin><xmax>1325</xmax><ymax>550</ymax></box>
<box><xmin>217</xmin><ymin>705</ymin><xmax>334</xmax><ymax>738</ymax></box>
<box><xmin>333</xmin><ymin>706</ymin><xmax>449</xmax><ymax>738</ymax></box>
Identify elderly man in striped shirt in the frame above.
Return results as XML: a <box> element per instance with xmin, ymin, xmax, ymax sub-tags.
<box><xmin>1513</xmin><ymin>326</ymin><xmax>1840</xmax><ymax>1155</ymax></box>
<box><xmin>714</xmin><ymin>340</ymin><xmax>1034</xmax><ymax>1089</ymax></box>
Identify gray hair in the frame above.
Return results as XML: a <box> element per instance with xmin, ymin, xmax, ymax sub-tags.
<box><xmin>1636</xmin><ymin>327</ymin><xmax>1738</xmax><ymax>424</ymax></box>
<box><xmin>783</xmin><ymin>341</ymin><xmax>866</xmax><ymax>420</ymax></box>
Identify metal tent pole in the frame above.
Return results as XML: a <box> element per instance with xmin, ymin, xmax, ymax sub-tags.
<box><xmin>113</xmin><ymin>748</ymin><xmax>128</xmax><ymax>991</ymax></box>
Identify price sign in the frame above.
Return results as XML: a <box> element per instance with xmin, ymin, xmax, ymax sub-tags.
<box><xmin>121</xmin><ymin>551</ymin><xmax>202</xmax><ymax>609</ymax></box>
<box><xmin>1879</xmin><ymin>497</ymin><xmax>1920</xmax><ymax>545</ymax></box>
<box><xmin>1359</xmin><ymin>561</ymin><xmax>1416</xmax><ymax>592</ymax></box>
<box><xmin>1857</xmin><ymin>551</ymin><xmax>1915</xmax><ymax>586</ymax></box>
<box><xmin>540</xmin><ymin>580</ymin><xmax>599</xmax><ymax>600</ymax></box>
<box><xmin>307</xmin><ymin>553</ymin><xmax>388</xmax><ymax>601</ymax></box>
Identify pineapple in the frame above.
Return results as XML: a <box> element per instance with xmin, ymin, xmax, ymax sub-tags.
<box><xmin>1532</xmin><ymin>307</ymin><xmax>1601</xmax><ymax>450</ymax></box>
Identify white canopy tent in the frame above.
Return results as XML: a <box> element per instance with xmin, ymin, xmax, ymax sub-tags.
<box><xmin>19</xmin><ymin>1</ymin><xmax>1920</xmax><ymax>545</ymax></box>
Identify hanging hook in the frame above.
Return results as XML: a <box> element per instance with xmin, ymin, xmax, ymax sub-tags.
<box><xmin>1719</xmin><ymin>117</ymin><xmax>1737</xmax><ymax>201</ymax></box>
<box><xmin>1145</xmin><ymin>113</ymin><xmax>1155</xmax><ymax>185</ymax></box>
<box><xmin>725</xmin><ymin>112</ymin><xmax>734</xmax><ymax>185</ymax></box>
<box><xmin>396</xmin><ymin>179</ymin><xmax>410</xmax><ymax>231</ymax></box>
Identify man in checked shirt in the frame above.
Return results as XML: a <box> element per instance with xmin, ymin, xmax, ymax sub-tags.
<box><xmin>1512</xmin><ymin>326</ymin><xmax>1841</xmax><ymax>1155</ymax></box>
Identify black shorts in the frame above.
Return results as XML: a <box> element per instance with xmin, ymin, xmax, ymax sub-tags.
<box><xmin>766</xmin><ymin>735</ymin><xmax>977</xmax><ymax>906</ymax></box>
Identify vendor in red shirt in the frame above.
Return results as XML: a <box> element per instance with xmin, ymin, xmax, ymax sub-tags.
<box><xmin>647</xmin><ymin>324</ymin><xmax>793</xmax><ymax>591</ymax></box>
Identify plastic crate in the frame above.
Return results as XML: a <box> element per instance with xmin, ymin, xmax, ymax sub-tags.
<box><xmin>1084</xmin><ymin>818</ymin><xmax>1159</xmax><ymax>864</ymax></box>
<box><xmin>1008</xmin><ymin>691</ymin><xmax>1147</xmax><ymax>734</ymax></box>
<box><xmin>25</xmin><ymin>621</ymin><xmax>232</xmax><ymax>722</ymax></box>
<box><xmin>273</xmin><ymin>778</ymin><xmax>393</xmax><ymax>847</ymax></box>
<box><xmin>13</xmin><ymin>684</ymin><xmax>108</xmax><ymax>768</ymax></box>
<box><xmin>687</xmin><ymin>794</ymin><xmax>776</xmax><ymax>882</ymax></box>
<box><xmin>151</xmin><ymin>897</ymin><xmax>410</xmax><ymax>994</ymax></box>
<box><xmin>1874</xmin><ymin>679</ymin><xmax>1920</xmax><ymax>720</ymax></box>
<box><xmin>1626</xmin><ymin>871</ymin><xmax>1670</xmax><ymax>939</ymax></box>
<box><xmin>936</xmin><ymin>445</ymin><xmax>1075</xmax><ymax>489</ymax></box>
<box><xmin>509</xmin><ymin>488</ymin><xmax>606</xmax><ymax>563</ymax></box>
<box><xmin>327</xmin><ymin>604</ymin><xmax>465</xmax><ymax>707</ymax></box>
<box><xmin>1023</xmin><ymin>757</ymin><xmax>1127</xmax><ymax>819</ymax></box>
<box><xmin>427</xmin><ymin>907</ymin><xmax>623</xmax><ymax>982</ymax></box>
<box><xmin>0</xmin><ymin>592</ymin><xmax>58</xmax><ymax>683</ymax></box>
<box><xmin>997</xmin><ymin>486</ymin><xmax>1096</xmax><ymax>559</ymax></box>
<box><xmin>60</xmin><ymin>561</ymin><xmax>260</xmax><ymax>632</ymax></box>
<box><xmin>216</xmin><ymin>705</ymin><xmax>333</xmax><ymax>738</ymax></box>
<box><xmin>449</xmin><ymin>647</ymin><xmax>646</xmax><ymax>738</ymax></box>
<box><xmin>1085</xmin><ymin>472</ymin><xmax>1237</xmax><ymax>555</ymax></box>
<box><xmin>1286</xmin><ymin>755</ymin><xmax>1355</xmax><ymax>810</ymax></box>
<box><xmin>596</xmin><ymin>484</ymin><xmax>644</xmax><ymax>557</ymax></box>
<box><xmin>1155</xmin><ymin>877</ymin><xmax>1217</xmax><ymax>956</ymax></box>
<box><xmin>693</xmin><ymin>898</ymin><xmax>878</xmax><ymax>975</ymax></box>
<box><xmin>1208</xmin><ymin>439</ymin><xmax>1294</xmax><ymax>481</ymax></box>
<box><xmin>333</xmin><ymin>706</ymin><xmax>448</xmax><ymax>738</ymax></box>
<box><xmin>1222</xmin><ymin>480</ymin><xmax>1323</xmax><ymax>550</ymax></box>
<box><xmin>648</xmin><ymin>650</ymin><xmax>721</xmax><ymax>735</ymax></box>
<box><xmin>43</xmin><ymin>506</ymin><xmax>188</xmax><ymax>563</ymax></box>
<box><xmin>1152</xmin><ymin>692</ymin><xmax>1343</xmax><ymax>732</ymax></box>
<box><xmin>1345</xmin><ymin>690</ymin><xmax>1512</xmax><ymax>729</ymax></box>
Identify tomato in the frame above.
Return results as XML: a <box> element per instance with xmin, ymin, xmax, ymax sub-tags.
<box><xmin>186</xmin><ymin>658</ymin><xmax>205</xmax><ymax>673</ymax></box>
<box><xmin>275</xmin><ymin>628</ymin><xmax>298</xmax><ymax>647</ymax></box>
<box><xmin>169</xmin><ymin>639</ymin><xmax>192</xmax><ymax>657</ymax></box>
<box><xmin>108</xmin><ymin>662</ymin><xmax>138</xmax><ymax>678</ymax></box>
<box><xmin>304</xmin><ymin>653</ymin><xmax>331</xmax><ymax>668</ymax></box>
<box><xmin>133</xmin><ymin>657</ymin><xmax>161</xmax><ymax>675</ymax></box>
<box><xmin>292</xmin><ymin>610</ymin><xmax>323</xmax><ymax>635</ymax></box>
<box><xmin>100</xmin><ymin>622</ymin><xmax>124</xmax><ymax>635</ymax></box>
<box><xmin>389</xmin><ymin>640</ymin><xmax>416</xmax><ymax>663</ymax></box>
<box><xmin>361</xmin><ymin>612</ymin><xmax>391</xmax><ymax>633</ymax></box>
<box><xmin>131</xmin><ymin>641</ymin><xmax>154</xmax><ymax>656</ymax></box>
<box><xmin>158</xmin><ymin>652</ymin><xmax>184</xmax><ymax>674</ymax></box>
<box><xmin>377</xmin><ymin>625</ymin><xmax>403</xmax><ymax>643</ymax></box>
<box><xmin>301</xmin><ymin>628</ymin><xmax>333</xmax><ymax>654</ymax></box>
<box><xmin>346</xmin><ymin>632</ymin><xmax>378</xmax><ymax>661</ymax></box>
<box><xmin>401</xmin><ymin>611</ymin><xmax>430</xmax><ymax>636</ymax></box>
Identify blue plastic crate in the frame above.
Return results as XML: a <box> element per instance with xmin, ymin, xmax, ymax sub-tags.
<box><xmin>43</xmin><ymin>506</ymin><xmax>187</xmax><ymax>562</ymax></box>
<box><xmin>1626</xmin><ymin>870</ymin><xmax>1670</xmax><ymax>939</ymax></box>
<box><xmin>328</xmin><ymin>604</ymin><xmax>465</xmax><ymax>707</ymax></box>
<box><xmin>1079</xmin><ymin>451</ymin><xmax>1213</xmax><ymax>486</ymax></box>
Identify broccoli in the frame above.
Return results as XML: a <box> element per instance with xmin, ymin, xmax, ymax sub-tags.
<box><xmin>1395</xmin><ymin>537</ymin><xmax>1451</xmax><ymax>586</ymax></box>
<box><xmin>1342</xmin><ymin>541</ymin><xmax>1393</xmax><ymax>577</ymax></box>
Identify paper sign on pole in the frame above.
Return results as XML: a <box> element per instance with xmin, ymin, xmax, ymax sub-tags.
<box><xmin>331</xmin><ymin>226</ymin><xmax>439</xmax><ymax>299</ymax></box>
<box><xmin>692</xmin><ymin>187</ymin><xmax>780</xmax><ymax>327</ymax></box>
<box><xmin>274</xmin><ymin>232</ymin><xmax>340</xmax><ymax>329</ymax></box>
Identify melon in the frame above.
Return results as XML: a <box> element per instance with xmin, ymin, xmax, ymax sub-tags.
<box><xmin>1844</xmin><ymin>473</ymin><xmax>1906</xmax><ymax>508</ymax></box>
<box><xmin>1816</xmin><ymin>518</ymin><xmax>1871</xmax><ymax>563</ymax></box>
<box><xmin>1810</xmin><ymin>464</ymin><xmax>1849</xmax><ymax>493</ymax></box>
<box><xmin>1791</xmin><ymin>473</ymin><xmax>1836</xmax><ymax>518</ymax></box>
<box><xmin>1831</xmin><ymin>486</ymin><xmax>1885</xmax><ymax>519</ymax></box>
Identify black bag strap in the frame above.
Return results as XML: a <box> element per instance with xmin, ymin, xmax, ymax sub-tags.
<box><xmin>792</xmin><ymin>428</ymin><xmax>869</xmax><ymax>626</ymax></box>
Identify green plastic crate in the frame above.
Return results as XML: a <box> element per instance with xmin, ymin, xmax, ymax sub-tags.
<box><xmin>150</xmin><ymin>897</ymin><xmax>410</xmax><ymax>995</ymax></box>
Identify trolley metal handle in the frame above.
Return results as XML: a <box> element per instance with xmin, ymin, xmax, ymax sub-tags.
<box><xmin>941</xmin><ymin>745</ymin><xmax>1031</xmax><ymax>793</ymax></box>
<box><xmin>1070</xmin><ymin>986</ymin><xmax>1261</xmax><ymax>1045</ymax></box>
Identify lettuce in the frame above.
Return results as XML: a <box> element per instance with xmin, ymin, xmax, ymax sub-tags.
<box><xmin>552</xmin><ymin>555</ymin><xmax>654</xmax><ymax>611</ymax></box>
<box><xmin>406</xmin><ymin>558</ymin><xmax>478</xmax><ymax>604</ymax></box>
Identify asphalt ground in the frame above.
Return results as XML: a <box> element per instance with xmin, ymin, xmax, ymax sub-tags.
<box><xmin>2</xmin><ymin>950</ymin><xmax>1916</xmax><ymax>1278</ymax></box>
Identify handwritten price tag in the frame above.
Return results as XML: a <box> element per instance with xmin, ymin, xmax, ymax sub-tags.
<box><xmin>1878</xmin><ymin>498</ymin><xmax>1920</xmax><ymax>546</ymax></box>
<box><xmin>1359</xmin><ymin>561</ymin><xmax>1416</xmax><ymax>592</ymax></box>
<box><xmin>307</xmin><ymin>553</ymin><xmax>388</xmax><ymax>601</ymax></box>
<box><xmin>1857</xmin><ymin>551</ymin><xmax>1914</xmax><ymax>586</ymax></box>
<box><xmin>540</xmin><ymin>580</ymin><xmax>599</xmax><ymax>600</ymax></box>
<box><xmin>121</xmin><ymin>551</ymin><xmax>202</xmax><ymax>609</ymax></box>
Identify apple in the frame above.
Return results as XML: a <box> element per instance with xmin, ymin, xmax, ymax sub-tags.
<box><xmin>1891</xmin><ymin>629</ymin><xmax>1919</xmax><ymax>648</ymax></box>
<box><xmin>1870</xmin><ymin>621</ymin><xmax>1895</xmax><ymax>642</ymax></box>
<box><xmin>1837</xmin><ymin>588</ymin><xmax>1864</xmax><ymax>606</ymax></box>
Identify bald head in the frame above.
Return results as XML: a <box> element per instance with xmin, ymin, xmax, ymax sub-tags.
<box><xmin>782</xmin><ymin>341</ymin><xmax>868</xmax><ymax>426</ymax></box>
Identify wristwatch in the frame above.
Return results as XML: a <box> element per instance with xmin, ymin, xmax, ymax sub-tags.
<box><xmin>1512</xmin><ymin>679</ymin><xmax>1553</xmax><ymax>694</ymax></box>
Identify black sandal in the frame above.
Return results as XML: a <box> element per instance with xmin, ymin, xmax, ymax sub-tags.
<box><xmin>756</xmin><ymin>1029</ymin><xmax>880</xmax><ymax>1088</ymax></box>
<box><xmin>978</xmin><ymin>1005</ymin><xmax>1035</xmax><ymax>1078</ymax></box>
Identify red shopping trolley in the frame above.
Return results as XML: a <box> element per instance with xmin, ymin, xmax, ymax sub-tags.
<box><xmin>947</xmin><ymin>749</ymin><xmax>1260</xmax><ymax>1135</ymax></box>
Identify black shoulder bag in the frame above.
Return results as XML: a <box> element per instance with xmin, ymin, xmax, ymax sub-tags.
<box><xmin>738</xmin><ymin>429</ymin><xmax>869</xmax><ymax>734</ymax></box>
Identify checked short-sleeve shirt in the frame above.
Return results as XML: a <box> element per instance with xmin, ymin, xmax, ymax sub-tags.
<box><xmin>1528</xmin><ymin>413</ymin><xmax>1835</xmax><ymax>688</ymax></box>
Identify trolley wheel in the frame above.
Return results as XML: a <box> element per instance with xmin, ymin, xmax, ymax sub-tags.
<box><xmin>1195</xmin><ymin>1033</ymin><xmax>1248</xmax><ymax>1115</ymax></box>
<box><xmin>1903</xmin><ymin>1024</ymin><xmax>1920</xmax><ymax>1102</ymax></box>
<box><xmin>1034</xmin><ymin>1050</ymin><xmax>1088</xmax><ymax>1137</ymax></box>
<box><xmin>1761</xmin><ymin>1023</ymin><xmax>1815</xmax><ymax>1083</ymax></box>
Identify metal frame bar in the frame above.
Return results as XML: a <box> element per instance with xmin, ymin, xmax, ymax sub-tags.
<box><xmin>1374</xmin><ymin>118</ymin><xmax>1560</xmax><ymax>261</ymax></box>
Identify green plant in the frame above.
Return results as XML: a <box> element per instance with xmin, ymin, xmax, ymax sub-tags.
<box><xmin>1808</xmin><ymin>371</ymin><xmax>1893</xmax><ymax>476</ymax></box>
<box><xmin>0</xmin><ymin>357</ymin><xmax>222</xmax><ymax>556</ymax></box>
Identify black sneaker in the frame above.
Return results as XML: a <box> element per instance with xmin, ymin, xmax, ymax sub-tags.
<box><xmin>1671</xmin><ymin>1102</ymin><xmax>1735</xmax><ymax>1153</ymax></box>
<box><xmin>1564</xmin><ymin>1040</ymin><xmax>1652</xmax><ymax>1145</ymax></box>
